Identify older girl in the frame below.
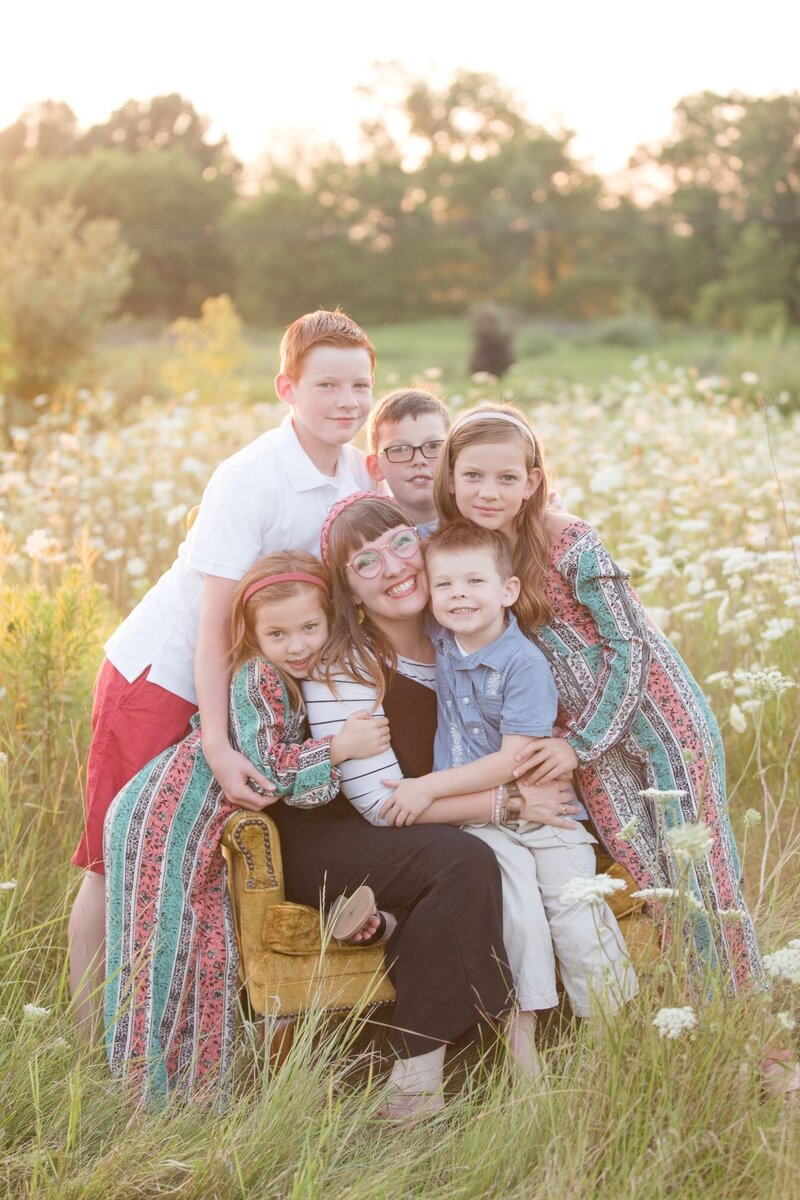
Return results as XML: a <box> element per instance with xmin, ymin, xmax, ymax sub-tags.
<box><xmin>433</xmin><ymin>404</ymin><xmax>763</xmax><ymax>992</ymax></box>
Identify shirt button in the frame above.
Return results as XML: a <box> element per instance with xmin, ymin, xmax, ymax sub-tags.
<box><xmin>473</xmin><ymin>727</ymin><xmax>480</xmax><ymax>735</ymax></box>
<box><xmin>463</xmin><ymin>697</ymin><xmax>470</xmax><ymax>705</ymax></box>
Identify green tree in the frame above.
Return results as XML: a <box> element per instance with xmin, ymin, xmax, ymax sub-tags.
<box><xmin>13</xmin><ymin>148</ymin><xmax>234</xmax><ymax>315</ymax></box>
<box><xmin>81</xmin><ymin>93</ymin><xmax>237</xmax><ymax>173</ymax></box>
<box><xmin>0</xmin><ymin>198</ymin><xmax>136</xmax><ymax>415</ymax></box>
<box><xmin>631</xmin><ymin>91</ymin><xmax>800</xmax><ymax>324</ymax></box>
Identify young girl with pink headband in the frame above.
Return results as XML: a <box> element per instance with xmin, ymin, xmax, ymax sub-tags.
<box><xmin>103</xmin><ymin>550</ymin><xmax>390</xmax><ymax>1108</ymax></box>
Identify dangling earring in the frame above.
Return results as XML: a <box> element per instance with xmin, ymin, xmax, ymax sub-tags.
<box><xmin>356</xmin><ymin>605</ymin><xmax>365</xmax><ymax>625</ymax></box>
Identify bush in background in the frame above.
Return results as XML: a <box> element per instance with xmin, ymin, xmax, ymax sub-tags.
<box><xmin>0</xmin><ymin>198</ymin><xmax>135</xmax><ymax>423</ymax></box>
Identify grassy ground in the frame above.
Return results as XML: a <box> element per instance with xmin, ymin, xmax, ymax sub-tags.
<box><xmin>93</xmin><ymin>315</ymin><xmax>800</xmax><ymax>411</ymax></box>
<box><xmin>1</xmin><ymin>352</ymin><xmax>799</xmax><ymax>1197</ymax></box>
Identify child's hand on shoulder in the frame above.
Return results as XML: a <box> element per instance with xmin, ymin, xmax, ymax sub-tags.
<box><xmin>331</xmin><ymin>710</ymin><xmax>391</xmax><ymax>764</ymax></box>
<box><xmin>379</xmin><ymin>779</ymin><xmax>434</xmax><ymax>826</ymax></box>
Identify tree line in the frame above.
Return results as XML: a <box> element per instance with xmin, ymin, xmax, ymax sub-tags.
<box><xmin>1</xmin><ymin>75</ymin><xmax>798</xmax><ymax>335</ymax></box>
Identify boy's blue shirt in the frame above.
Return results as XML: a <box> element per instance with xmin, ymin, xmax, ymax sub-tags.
<box><xmin>430</xmin><ymin>612</ymin><xmax>588</xmax><ymax>819</ymax></box>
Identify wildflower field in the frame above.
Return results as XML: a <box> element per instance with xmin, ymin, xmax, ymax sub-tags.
<box><xmin>1</xmin><ymin>358</ymin><xmax>799</xmax><ymax>1198</ymax></box>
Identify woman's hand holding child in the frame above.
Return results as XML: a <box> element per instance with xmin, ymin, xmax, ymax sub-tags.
<box><xmin>331</xmin><ymin>710</ymin><xmax>391</xmax><ymax>765</ymax></box>
<box><xmin>513</xmin><ymin>736</ymin><xmax>579</xmax><ymax>785</ymax></box>
<box><xmin>514</xmin><ymin>777</ymin><xmax>582</xmax><ymax>828</ymax></box>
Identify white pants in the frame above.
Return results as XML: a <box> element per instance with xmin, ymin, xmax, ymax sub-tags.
<box><xmin>465</xmin><ymin>822</ymin><xmax>638</xmax><ymax>1017</ymax></box>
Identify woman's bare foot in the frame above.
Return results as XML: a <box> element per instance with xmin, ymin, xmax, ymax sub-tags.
<box><xmin>348</xmin><ymin>910</ymin><xmax>397</xmax><ymax>944</ymax></box>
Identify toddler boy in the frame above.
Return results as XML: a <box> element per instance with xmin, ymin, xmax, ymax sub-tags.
<box><xmin>366</xmin><ymin>389</ymin><xmax>449</xmax><ymax>536</ymax></box>
<box><xmin>382</xmin><ymin>519</ymin><xmax>637</xmax><ymax>1018</ymax></box>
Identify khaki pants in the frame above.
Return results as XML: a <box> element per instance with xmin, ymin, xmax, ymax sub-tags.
<box><xmin>465</xmin><ymin>822</ymin><xmax>638</xmax><ymax>1017</ymax></box>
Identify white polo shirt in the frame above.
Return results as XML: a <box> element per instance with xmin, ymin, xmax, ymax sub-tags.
<box><xmin>104</xmin><ymin>414</ymin><xmax>374</xmax><ymax>703</ymax></box>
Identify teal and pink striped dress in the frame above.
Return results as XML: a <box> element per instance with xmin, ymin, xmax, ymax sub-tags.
<box><xmin>534</xmin><ymin>520</ymin><xmax>763</xmax><ymax>992</ymax></box>
<box><xmin>103</xmin><ymin>657</ymin><xmax>339</xmax><ymax>1109</ymax></box>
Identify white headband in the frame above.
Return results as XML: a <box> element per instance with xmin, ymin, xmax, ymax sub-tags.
<box><xmin>452</xmin><ymin>410</ymin><xmax>537</xmax><ymax>452</ymax></box>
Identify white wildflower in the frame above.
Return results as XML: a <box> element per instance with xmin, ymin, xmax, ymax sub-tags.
<box><xmin>0</xmin><ymin>751</ymin><xmax>7</xmax><ymax>767</ymax></box>
<box><xmin>762</xmin><ymin>618</ymin><xmax>794</xmax><ymax>643</ymax></box>
<box><xmin>733</xmin><ymin>667</ymin><xmax>796</xmax><ymax>702</ymax></box>
<box><xmin>719</xmin><ymin>908</ymin><xmax>746</xmax><ymax>925</ymax></box>
<box><xmin>728</xmin><ymin>703</ymin><xmax>747</xmax><ymax>734</ymax></box>
<box><xmin>776</xmin><ymin>1012</ymin><xmax>796</xmax><ymax>1032</ymax></box>
<box><xmin>23</xmin><ymin>1004</ymin><xmax>52</xmax><ymax>1020</ymax></box>
<box><xmin>589</xmin><ymin>464</ymin><xmax>625</xmax><ymax>495</ymax></box>
<box><xmin>631</xmin><ymin>887</ymin><xmax>680</xmax><ymax>902</ymax></box>
<box><xmin>23</xmin><ymin>528</ymin><xmax>63</xmax><ymax>562</ymax></box>
<box><xmin>423</xmin><ymin>367</ymin><xmax>442</xmax><ymax>381</ymax></box>
<box><xmin>653</xmin><ymin>1006</ymin><xmax>697</xmax><ymax>1039</ymax></box>
<box><xmin>165</xmin><ymin>503</ymin><xmax>189</xmax><ymax>527</ymax></box>
<box><xmin>763</xmin><ymin>939</ymin><xmax>800</xmax><ymax>986</ymax></box>
<box><xmin>667</xmin><ymin>822</ymin><xmax>714</xmax><ymax>864</ymax></box>
<box><xmin>744</xmin><ymin>809</ymin><xmax>762</xmax><ymax>828</ymax></box>
<box><xmin>0</xmin><ymin>879</ymin><xmax>17</xmax><ymax>891</ymax></box>
<box><xmin>639</xmin><ymin>788</ymin><xmax>687</xmax><ymax>808</ymax></box>
<box><xmin>126</xmin><ymin>557</ymin><xmax>147</xmax><ymax>577</ymax></box>
<box><xmin>616</xmin><ymin>816</ymin><xmax>639</xmax><ymax>843</ymax></box>
<box><xmin>560</xmin><ymin>874</ymin><xmax>628</xmax><ymax>906</ymax></box>
<box><xmin>740</xmin><ymin>371</ymin><xmax>759</xmax><ymax>385</ymax></box>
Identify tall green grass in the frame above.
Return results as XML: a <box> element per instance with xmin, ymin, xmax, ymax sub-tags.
<box><xmin>1</xmin><ymin>363</ymin><xmax>798</xmax><ymax>1197</ymax></box>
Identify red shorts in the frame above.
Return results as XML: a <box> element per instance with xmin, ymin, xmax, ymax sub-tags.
<box><xmin>72</xmin><ymin>660</ymin><xmax>197</xmax><ymax>875</ymax></box>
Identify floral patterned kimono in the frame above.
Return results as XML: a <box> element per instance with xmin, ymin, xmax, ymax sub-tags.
<box><xmin>104</xmin><ymin>657</ymin><xmax>339</xmax><ymax>1108</ymax></box>
<box><xmin>534</xmin><ymin>520</ymin><xmax>763</xmax><ymax>992</ymax></box>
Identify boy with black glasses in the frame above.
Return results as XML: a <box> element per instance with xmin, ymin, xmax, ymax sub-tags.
<box><xmin>366</xmin><ymin>389</ymin><xmax>449</xmax><ymax>536</ymax></box>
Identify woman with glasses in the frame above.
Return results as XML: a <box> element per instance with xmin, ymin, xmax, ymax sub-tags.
<box><xmin>268</xmin><ymin>492</ymin><xmax>574</xmax><ymax>1119</ymax></box>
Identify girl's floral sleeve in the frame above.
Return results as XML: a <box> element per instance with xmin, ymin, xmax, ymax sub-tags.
<box><xmin>227</xmin><ymin>659</ymin><xmax>340</xmax><ymax>808</ymax></box>
<box><xmin>562</xmin><ymin>537</ymin><xmax>651</xmax><ymax>762</ymax></box>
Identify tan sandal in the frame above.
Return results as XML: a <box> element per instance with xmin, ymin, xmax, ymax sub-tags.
<box><xmin>329</xmin><ymin>885</ymin><xmax>384</xmax><ymax>945</ymax></box>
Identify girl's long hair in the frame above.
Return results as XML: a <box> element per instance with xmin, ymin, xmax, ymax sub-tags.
<box><xmin>433</xmin><ymin>402</ymin><xmax>552</xmax><ymax>630</ymax></box>
<box><xmin>322</xmin><ymin>496</ymin><xmax>413</xmax><ymax>705</ymax></box>
<box><xmin>230</xmin><ymin>550</ymin><xmax>331</xmax><ymax>713</ymax></box>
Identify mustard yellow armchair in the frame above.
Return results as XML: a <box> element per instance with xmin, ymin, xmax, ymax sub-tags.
<box><xmin>221</xmin><ymin>810</ymin><xmax>395</xmax><ymax>1019</ymax></box>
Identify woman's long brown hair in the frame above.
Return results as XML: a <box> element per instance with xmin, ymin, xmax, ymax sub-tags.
<box><xmin>322</xmin><ymin>496</ymin><xmax>415</xmax><ymax>705</ymax></box>
<box><xmin>433</xmin><ymin>402</ymin><xmax>552</xmax><ymax>630</ymax></box>
<box><xmin>230</xmin><ymin>550</ymin><xmax>331</xmax><ymax>713</ymax></box>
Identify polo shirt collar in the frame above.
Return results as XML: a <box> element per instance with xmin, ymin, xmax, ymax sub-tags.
<box><xmin>277</xmin><ymin>413</ymin><xmax>342</xmax><ymax>493</ymax></box>
<box><xmin>446</xmin><ymin>611</ymin><xmax>522</xmax><ymax>671</ymax></box>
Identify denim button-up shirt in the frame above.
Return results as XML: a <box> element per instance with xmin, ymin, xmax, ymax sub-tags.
<box><xmin>430</xmin><ymin>613</ymin><xmax>588</xmax><ymax>821</ymax></box>
<box><xmin>431</xmin><ymin>612</ymin><xmax>560</xmax><ymax>767</ymax></box>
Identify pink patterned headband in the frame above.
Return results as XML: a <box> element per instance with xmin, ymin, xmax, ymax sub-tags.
<box><xmin>242</xmin><ymin>572</ymin><xmax>329</xmax><ymax>605</ymax></box>
<box><xmin>319</xmin><ymin>490</ymin><xmax>405</xmax><ymax>563</ymax></box>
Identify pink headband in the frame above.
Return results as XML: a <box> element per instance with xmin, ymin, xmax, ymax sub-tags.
<box><xmin>319</xmin><ymin>490</ymin><xmax>405</xmax><ymax>563</ymax></box>
<box><xmin>243</xmin><ymin>572</ymin><xmax>329</xmax><ymax>605</ymax></box>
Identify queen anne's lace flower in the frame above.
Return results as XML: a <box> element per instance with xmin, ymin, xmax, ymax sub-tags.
<box><xmin>639</xmin><ymin>788</ymin><xmax>687</xmax><ymax>807</ymax></box>
<box><xmin>666</xmin><ymin>822</ymin><xmax>714</xmax><ymax>864</ymax></box>
<box><xmin>744</xmin><ymin>809</ymin><xmax>762</xmax><ymax>828</ymax></box>
<box><xmin>560</xmin><ymin>874</ymin><xmax>627</xmax><ymax>906</ymax></box>
<box><xmin>631</xmin><ymin>887</ymin><xmax>679</xmax><ymax>902</ymax></box>
<box><xmin>733</xmin><ymin>666</ymin><xmax>796</xmax><ymax>701</ymax></box>
<box><xmin>763</xmin><ymin>939</ymin><xmax>800</xmax><ymax>986</ymax></box>
<box><xmin>22</xmin><ymin>1004</ymin><xmax>51</xmax><ymax>1019</ymax></box>
<box><xmin>776</xmin><ymin>1012</ymin><xmax>796</xmax><ymax>1032</ymax></box>
<box><xmin>653</xmin><ymin>1006</ymin><xmax>697</xmax><ymax>1039</ymax></box>
<box><xmin>0</xmin><ymin>880</ymin><xmax>17</xmax><ymax>891</ymax></box>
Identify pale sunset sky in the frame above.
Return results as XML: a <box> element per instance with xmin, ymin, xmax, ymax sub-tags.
<box><xmin>4</xmin><ymin>0</ymin><xmax>799</xmax><ymax>176</ymax></box>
